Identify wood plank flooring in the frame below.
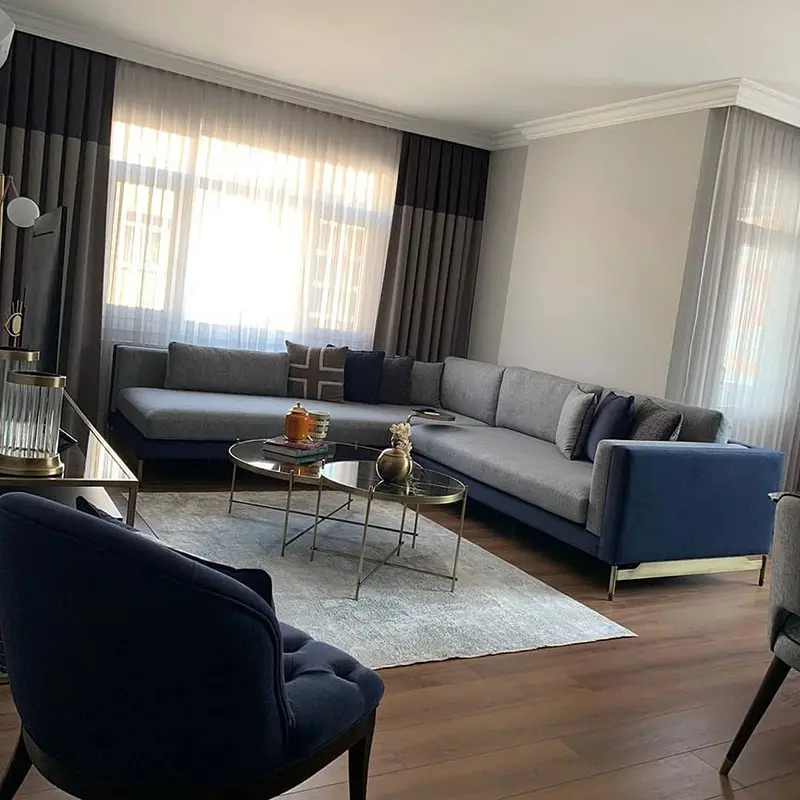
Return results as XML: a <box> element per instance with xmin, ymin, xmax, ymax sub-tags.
<box><xmin>4</xmin><ymin>462</ymin><xmax>798</xmax><ymax>799</ymax></box>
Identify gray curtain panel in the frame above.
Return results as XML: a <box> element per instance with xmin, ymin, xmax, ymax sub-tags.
<box><xmin>373</xmin><ymin>133</ymin><xmax>490</xmax><ymax>361</ymax></box>
<box><xmin>0</xmin><ymin>32</ymin><xmax>116</xmax><ymax>420</ymax></box>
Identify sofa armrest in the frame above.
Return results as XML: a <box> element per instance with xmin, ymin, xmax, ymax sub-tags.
<box><xmin>109</xmin><ymin>345</ymin><xmax>168</xmax><ymax>412</ymax></box>
<box><xmin>589</xmin><ymin>440</ymin><xmax>783</xmax><ymax>566</ymax></box>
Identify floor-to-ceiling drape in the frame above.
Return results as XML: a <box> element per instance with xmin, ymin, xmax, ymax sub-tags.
<box><xmin>373</xmin><ymin>134</ymin><xmax>490</xmax><ymax>361</ymax></box>
<box><xmin>674</xmin><ymin>107</ymin><xmax>800</xmax><ymax>488</ymax></box>
<box><xmin>0</xmin><ymin>32</ymin><xmax>116</xmax><ymax>419</ymax></box>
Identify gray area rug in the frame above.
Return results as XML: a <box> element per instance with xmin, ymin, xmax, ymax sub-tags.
<box><xmin>132</xmin><ymin>490</ymin><xmax>634</xmax><ymax>669</ymax></box>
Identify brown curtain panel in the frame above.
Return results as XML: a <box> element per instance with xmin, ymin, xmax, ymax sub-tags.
<box><xmin>373</xmin><ymin>133</ymin><xmax>490</xmax><ymax>361</ymax></box>
<box><xmin>0</xmin><ymin>32</ymin><xmax>116</xmax><ymax>419</ymax></box>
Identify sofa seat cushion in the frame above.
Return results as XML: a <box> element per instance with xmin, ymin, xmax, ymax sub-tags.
<box><xmin>118</xmin><ymin>388</ymin><xmax>486</xmax><ymax>447</ymax></box>
<box><xmin>413</xmin><ymin>425</ymin><xmax>594</xmax><ymax>524</ymax></box>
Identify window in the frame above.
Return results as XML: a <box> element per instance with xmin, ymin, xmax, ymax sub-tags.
<box><xmin>103</xmin><ymin>62</ymin><xmax>400</xmax><ymax>353</ymax></box>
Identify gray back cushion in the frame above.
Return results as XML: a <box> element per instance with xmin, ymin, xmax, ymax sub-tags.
<box><xmin>164</xmin><ymin>342</ymin><xmax>289</xmax><ymax>397</ymax></box>
<box><xmin>496</xmin><ymin>367</ymin><xmax>602</xmax><ymax>444</ymax></box>
<box><xmin>440</xmin><ymin>358</ymin><xmax>505</xmax><ymax>425</ymax></box>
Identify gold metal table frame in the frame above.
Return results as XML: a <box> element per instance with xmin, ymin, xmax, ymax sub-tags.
<box><xmin>313</xmin><ymin>460</ymin><xmax>468</xmax><ymax>600</ymax></box>
<box><xmin>227</xmin><ymin>442</ymin><xmax>467</xmax><ymax>600</ymax></box>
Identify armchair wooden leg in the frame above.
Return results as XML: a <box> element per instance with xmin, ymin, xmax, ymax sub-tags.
<box><xmin>720</xmin><ymin>656</ymin><xmax>790</xmax><ymax>775</ymax></box>
<box><xmin>0</xmin><ymin>734</ymin><xmax>31</xmax><ymax>800</ymax></box>
<box><xmin>348</xmin><ymin>712</ymin><xmax>376</xmax><ymax>800</ymax></box>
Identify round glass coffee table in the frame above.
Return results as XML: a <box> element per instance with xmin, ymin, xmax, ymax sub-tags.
<box><xmin>227</xmin><ymin>440</ymin><xmax>380</xmax><ymax>556</ymax></box>
<box><xmin>317</xmin><ymin>460</ymin><xmax>467</xmax><ymax>599</ymax></box>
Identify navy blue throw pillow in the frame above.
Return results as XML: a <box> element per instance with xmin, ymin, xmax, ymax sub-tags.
<box><xmin>343</xmin><ymin>349</ymin><xmax>386</xmax><ymax>404</ymax></box>
<box><xmin>584</xmin><ymin>392</ymin><xmax>635</xmax><ymax>462</ymax></box>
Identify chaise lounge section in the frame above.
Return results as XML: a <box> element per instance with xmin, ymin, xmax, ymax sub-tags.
<box><xmin>108</xmin><ymin>345</ymin><xmax>784</xmax><ymax>597</ymax></box>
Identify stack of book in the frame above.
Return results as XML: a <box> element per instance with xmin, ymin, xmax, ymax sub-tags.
<box><xmin>261</xmin><ymin>436</ymin><xmax>330</xmax><ymax>464</ymax></box>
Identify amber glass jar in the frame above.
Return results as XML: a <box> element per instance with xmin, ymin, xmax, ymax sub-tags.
<box><xmin>284</xmin><ymin>402</ymin><xmax>311</xmax><ymax>442</ymax></box>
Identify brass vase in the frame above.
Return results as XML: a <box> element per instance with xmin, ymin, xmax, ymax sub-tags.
<box><xmin>376</xmin><ymin>447</ymin><xmax>413</xmax><ymax>484</ymax></box>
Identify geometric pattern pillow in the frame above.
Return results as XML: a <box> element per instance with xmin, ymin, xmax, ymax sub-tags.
<box><xmin>286</xmin><ymin>341</ymin><xmax>348</xmax><ymax>402</ymax></box>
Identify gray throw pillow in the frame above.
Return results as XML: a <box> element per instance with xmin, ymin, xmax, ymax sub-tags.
<box><xmin>630</xmin><ymin>398</ymin><xmax>683</xmax><ymax>441</ymax></box>
<box><xmin>164</xmin><ymin>342</ymin><xmax>288</xmax><ymax>396</ymax></box>
<box><xmin>555</xmin><ymin>385</ymin><xmax>598</xmax><ymax>460</ymax></box>
<box><xmin>409</xmin><ymin>361</ymin><xmax>444</xmax><ymax>407</ymax></box>
<box><xmin>377</xmin><ymin>356</ymin><xmax>414</xmax><ymax>404</ymax></box>
<box><xmin>286</xmin><ymin>341</ymin><xmax>347</xmax><ymax>402</ymax></box>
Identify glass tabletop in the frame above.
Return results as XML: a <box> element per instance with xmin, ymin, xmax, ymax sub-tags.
<box><xmin>0</xmin><ymin>393</ymin><xmax>137</xmax><ymax>486</ymax></box>
<box><xmin>322</xmin><ymin>460</ymin><xmax>466</xmax><ymax>506</ymax></box>
<box><xmin>229</xmin><ymin>440</ymin><xmax>381</xmax><ymax>485</ymax></box>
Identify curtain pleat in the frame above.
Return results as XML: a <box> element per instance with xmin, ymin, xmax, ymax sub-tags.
<box><xmin>0</xmin><ymin>32</ymin><xmax>116</xmax><ymax>419</ymax></box>
<box><xmin>678</xmin><ymin>107</ymin><xmax>800</xmax><ymax>488</ymax></box>
<box><xmin>373</xmin><ymin>133</ymin><xmax>490</xmax><ymax>361</ymax></box>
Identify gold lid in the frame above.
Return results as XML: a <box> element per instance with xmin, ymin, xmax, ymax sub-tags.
<box><xmin>8</xmin><ymin>371</ymin><xmax>66</xmax><ymax>388</ymax></box>
<box><xmin>0</xmin><ymin>347</ymin><xmax>39</xmax><ymax>362</ymax></box>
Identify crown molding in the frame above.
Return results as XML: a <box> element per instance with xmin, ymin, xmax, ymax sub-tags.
<box><xmin>514</xmin><ymin>79</ymin><xmax>800</xmax><ymax>142</ymax></box>
<box><xmin>2</xmin><ymin>4</ymin><xmax>495</xmax><ymax>150</ymax></box>
<box><xmin>488</xmin><ymin>128</ymin><xmax>528</xmax><ymax>150</ymax></box>
<box><xmin>515</xmin><ymin>80</ymin><xmax>744</xmax><ymax>141</ymax></box>
<box><xmin>735</xmin><ymin>79</ymin><xmax>800</xmax><ymax>130</ymax></box>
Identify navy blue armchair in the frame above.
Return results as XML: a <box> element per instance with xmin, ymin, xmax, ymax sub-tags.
<box><xmin>0</xmin><ymin>493</ymin><xmax>383</xmax><ymax>799</ymax></box>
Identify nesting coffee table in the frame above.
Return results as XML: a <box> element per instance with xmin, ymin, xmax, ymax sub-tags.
<box><xmin>227</xmin><ymin>440</ymin><xmax>467</xmax><ymax>599</ymax></box>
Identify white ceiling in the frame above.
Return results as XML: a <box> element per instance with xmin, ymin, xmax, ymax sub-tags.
<box><xmin>7</xmin><ymin>0</ymin><xmax>800</xmax><ymax>142</ymax></box>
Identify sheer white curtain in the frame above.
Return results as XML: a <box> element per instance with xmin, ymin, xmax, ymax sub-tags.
<box><xmin>102</xmin><ymin>61</ymin><xmax>401</xmax><ymax>363</ymax></box>
<box><xmin>677</xmin><ymin>107</ymin><xmax>800</xmax><ymax>487</ymax></box>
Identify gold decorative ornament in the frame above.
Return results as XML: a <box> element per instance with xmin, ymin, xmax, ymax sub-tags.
<box><xmin>376</xmin><ymin>422</ymin><xmax>414</xmax><ymax>484</ymax></box>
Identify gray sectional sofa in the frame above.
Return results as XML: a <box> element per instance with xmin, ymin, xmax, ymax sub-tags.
<box><xmin>109</xmin><ymin>345</ymin><xmax>784</xmax><ymax>597</ymax></box>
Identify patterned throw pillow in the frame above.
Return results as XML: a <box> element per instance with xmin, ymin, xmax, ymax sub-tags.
<box><xmin>286</xmin><ymin>341</ymin><xmax>348</xmax><ymax>402</ymax></box>
<box><xmin>630</xmin><ymin>398</ymin><xmax>683</xmax><ymax>441</ymax></box>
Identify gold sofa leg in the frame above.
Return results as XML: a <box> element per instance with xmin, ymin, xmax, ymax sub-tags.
<box><xmin>608</xmin><ymin>566</ymin><xmax>618</xmax><ymax>601</ymax></box>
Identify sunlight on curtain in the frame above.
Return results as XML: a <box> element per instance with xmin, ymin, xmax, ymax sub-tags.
<box><xmin>680</xmin><ymin>108</ymin><xmax>800</xmax><ymax>487</ymax></box>
<box><xmin>102</xmin><ymin>61</ymin><xmax>401</xmax><ymax>361</ymax></box>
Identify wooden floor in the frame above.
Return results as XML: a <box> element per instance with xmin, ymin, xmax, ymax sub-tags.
<box><xmin>3</xmin><ymin>463</ymin><xmax>797</xmax><ymax>799</ymax></box>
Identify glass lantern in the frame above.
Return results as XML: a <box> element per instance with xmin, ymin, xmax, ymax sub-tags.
<box><xmin>0</xmin><ymin>371</ymin><xmax>66</xmax><ymax>476</ymax></box>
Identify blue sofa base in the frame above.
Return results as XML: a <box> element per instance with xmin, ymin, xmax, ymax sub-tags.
<box><xmin>109</xmin><ymin>410</ymin><xmax>235</xmax><ymax>462</ymax></box>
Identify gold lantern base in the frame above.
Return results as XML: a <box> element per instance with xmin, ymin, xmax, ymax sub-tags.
<box><xmin>0</xmin><ymin>452</ymin><xmax>64</xmax><ymax>477</ymax></box>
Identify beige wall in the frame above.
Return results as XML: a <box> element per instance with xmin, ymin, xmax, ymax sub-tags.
<box><xmin>496</xmin><ymin>110</ymin><xmax>709</xmax><ymax>396</ymax></box>
<box><xmin>468</xmin><ymin>146</ymin><xmax>528</xmax><ymax>363</ymax></box>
